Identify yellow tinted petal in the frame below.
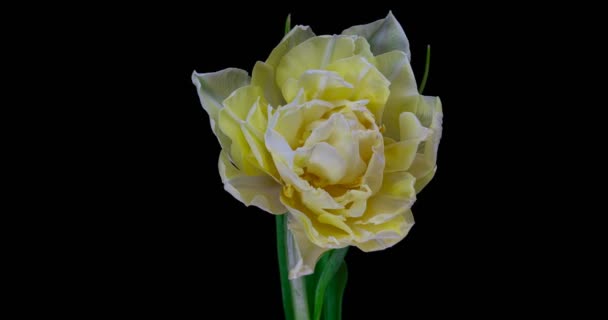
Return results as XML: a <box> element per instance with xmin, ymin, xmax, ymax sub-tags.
<box><xmin>399</xmin><ymin>111</ymin><xmax>429</xmax><ymax>141</ymax></box>
<box><xmin>218</xmin><ymin>109</ymin><xmax>260</xmax><ymax>175</ymax></box>
<box><xmin>251</xmin><ymin>61</ymin><xmax>285</xmax><ymax>107</ymax></box>
<box><xmin>242</xmin><ymin>127</ymin><xmax>278</xmax><ymax>178</ymax></box>
<box><xmin>286</xmin><ymin>70</ymin><xmax>354</xmax><ymax>103</ymax></box>
<box><xmin>300</xmin><ymin>187</ymin><xmax>343</xmax><ymax>212</ymax></box>
<box><xmin>354</xmin><ymin>37</ymin><xmax>375</xmax><ymax>64</ymax></box>
<box><xmin>318</xmin><ymin>213</ymin><xmax>353</xmax><ymax>236</ymax></box>
<box><xmin>355</xmin><ymin>210</ymin><xmax>414</xmax><ymax>252</ymax></box>
<box><xmin>375</xmin><ymin>50</ymin><xmax>419</xmax><ymax>140</ymax></box>
<box><xmin>414</xmin><ymin>166</ymin><xmax>436</xmax><ymax>193</ymax></box>
<box><xmin>304</xmin><ymin>142</ymin><xmax>347</xmax><ymax>184</ymax></box>
<box><xmin>223</xmin><ymin>85</ymin><xmax>266</xmax><ymax>121</ymax></box>
<box><xmin>276</xmin><ymin>35</ymin><xmax>356</xmax><ymax>90</ymax></box>
<box><xmin>384</xmin><ymin>139</ymin><xmax>419</xmax><ymax>172</ymax></box>
<box><xmin>330</xmin><ymin>186</ymin><xmax>372</xmax><ymax>218</ymax></box>
<box><xmin>266</xmin><ymin>25</ymin><xmax>316</xmax><ymax>69</ymax></box>
<box><xmin>220</xmin><ymin>85</ymin><xmax>274</xmax><ymax>175</ymax></box>
<box><xmin>383</xmin><ymin>111</ymin><xmax>430</xmax><ymax>172</ymax></box>
<box><xmin>381</xmin><ymin>95</ymin><xmax>419</xmax><ymax>141</ymax></box>
<box><xmin>326</xmin><ymin>56</ymin><xmax>390</xmax><ymax>122</ymax></box>
<box><xmin>355</xmin><ymin>171</ymin><xmax>416</xmax><ymax>225</ymax></box>
<box><xmin>362</xmin><ymin>134</ymin><xmax>385</xmax><ymax>193</ymax></box>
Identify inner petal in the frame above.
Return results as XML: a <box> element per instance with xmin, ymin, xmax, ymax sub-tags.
<box><xmin>282</xmin><ymin>70</ymin><xmax>355</xmax><ymax>103</ymax></box>
<box><xmin>326</xmin><ymin>56</ymin><xmax>390</xmax><ymax>123</ymax></box>
<box><xmin>305</xmin><ymin>142</ymin><xmax>347</xmax><ymax>184</ymax></box>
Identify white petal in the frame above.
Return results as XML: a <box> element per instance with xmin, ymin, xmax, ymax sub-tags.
<box><xmin>409</xmin><ymin>96</ymin><xmax>443</xmax><ymax>193</ymax></box>
<box><xmin>218</xmin><ymin>150</ymin><xmax>286</xmax><ymax>214</ymax></box>
<box><xmin>192</xmin><ymin>68</ymin><xmax>250</xmax><ymax>150</ymax></box>
<box><xmin>286</xmin><ymin>213</ymin><xmax>329</xmax><ymax>279</ymax></box>
<box><xmin>342</xmin><ymin>11</ymin><xmax>411</xmax><ymax>59</ymax></box>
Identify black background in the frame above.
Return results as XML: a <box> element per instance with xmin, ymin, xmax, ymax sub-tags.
<box><xmin>53</xmin><ymin>2</ymin><xmax>553</xmax><ymax>318</ymax></box>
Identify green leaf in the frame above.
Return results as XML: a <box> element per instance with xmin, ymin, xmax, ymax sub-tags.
<box><xmin>304</xmin><ymin>251</ymin><xmax>330</xmax><ymax>316</ymax></box>
<box><xmin>313</xmin><ymin>247</ymin><xmax>349</xmax><ymax>320</ymax></box>
<box><xmin>285</xmin><ymin>13</ymin><xmax>291</xmax><ymax>35</ymax></box>
<box><xmin>323</xmin><ymin>261</ymin><xmax>348</xmax><ymax>320</ymax></box>
<box><xmin>419</xmin><ymin>44</ymin><xmax>431</xmax><ymax>94</ymax></box>
<box><xmin>276</xmin><ymin>214</ymin><xmax>294</xmax><ymax>320</ymax></box>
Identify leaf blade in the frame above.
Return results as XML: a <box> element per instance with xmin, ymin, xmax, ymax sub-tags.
<box><xmin>313</xmin><ymin>247</ymin><xmax>349</xmax><ymax>320</ymax></box>
<box><xmin>323</xmin><ymin>261</ymin><xmax>348</xmax><ymax>320</ymax></box>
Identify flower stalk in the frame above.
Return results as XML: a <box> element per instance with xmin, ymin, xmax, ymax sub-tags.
<box><xmin>286</xmin><ymin>216</ymin><xmax>311</xmax><ymax>319</ymax></box>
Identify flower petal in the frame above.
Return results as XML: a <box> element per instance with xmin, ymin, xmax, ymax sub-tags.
<box><xmin>265</xmin><ymin>115</ymin><xmax>311</xmax><ymax>191</ymax></box>
<box><xmin>276</xmin><ymin>35</ymin><xmax>356</xmax><ymax>91</ymax></box>
<box><xmin>414</xmin><ymin>166</ymin><xmax>436</xmax><ymax>192</ymax></box>
<box><xmin>354</xmin><ymin>210</ymin><xmax>414</xmax><ymax>252</ymax></box>
<box><xmin>342</xmin><ymin>11</ymin><xmax>411</xmax><ymax>59</ymax></box>
<box><xmin>282</xmin><ymin>194</ymin><xmax>352</xmax><ymax>248</ymax></box>
<box><xmin>287</xmin><ymin>213</ymin><xmax>330</xmax><ymax>279</ymax></box>
<box><xmin>251</xmin><ymin>61</ymin><xmax>285</xmax><ymax>107</ymax></box>
<box><xmin>374</xmin><ymin>51</ymin><xmax>419</xmax><ymax>140</ymax></box>
<box><xmin>362</xmin><ymin>134</ymin><xmax>385</xmax><ymax>193</ymax></box>
<box><xmin>354</xmin><ymin>37</ymin><xmax>375</xmax><ymax>64</ymax></box>
<box><xmin>219</xmin><ymin>85</ymin><xmax>274</xmax><ymax>176</ymax></box>
<box><xmin>301</xmin><ymin>142</ymin><xmax>347</xmax><ymax>185</ymax></box>
<box><xmin>282</xmin><ymin>70</ymin><xmax>354</xmax><ymax>103</ymax></box>
<box><xmin>218</xmin><ymin>150</ymin><xmax>286</xmax><ymax>214</ymax></box>
<box><xmin>409</xmin><ymin>96</ymin><xmax>443</xmax><ymax>192</ymax></box>
<box><xmin>266</xmin><ymin>25</ymin><xmax>316</xmax><ymax>69</ymax></box>
<box><xmin>355</xmin><ymin>171</ymin><xmax>416</xmax><ymax>225</ymax></box>
<box><xmin>326</xmin><ymin>56</ymin><xmax>390</xmax><ymax>123</ymax></box>
<box><xmin>399</xmin><ymin>111</ymin><xmax>429</xmax><ymax>141</ymax></box>
<box><xmin>384</xmin><ymin>139</ymin><xmax>419</xmax><ymax>173</ymax></box>
<box><xmin>192</xmin><ymin>68</ymin><xmax>250</xmax><ymax>150</ymax></box>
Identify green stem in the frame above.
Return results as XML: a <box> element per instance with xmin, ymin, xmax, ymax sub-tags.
<box><xmin>277</xmin><ymin>214</ymin><xmax>310</xmax><ymax>320</ymax></box>
<box><xmin>289</xmin><ymin>271</ymin><xmax>310</xmax><ymax>320</ymax></box>
<box><xmin>419</xmin><ymin>44</ymin><xmax>431</xmax><ymax>94</ymax></box>
<box><xmin>276</xmin><ymin>214</ymin><xmax>295</xmax><ymax>320</ymax></box>
<box><xmin>285</xmin><ymin>221</ymin><xmax>310</xmax><ymax>320</ymax></box>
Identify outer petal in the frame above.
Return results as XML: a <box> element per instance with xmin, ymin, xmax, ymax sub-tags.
<box><xmin>282</xmin><ymin>193</ymin><xmax>353</xmax><ymax>248</ymax></box>
<box><xmin>287</xmin><ymin>212</ymin><xmax>330</xmax><ymax>279</ymax></box>
<box><xmin>355</xmin><ymin>210</ymin><xmax>415</xmax><ymax>252</ymax></box>
<box><xmin>218</xmin><ymin>150</ymin><xmax>286</xmax><ymax>214</ymax></box>
<box><xmin>342</xmin><ymin>11</ymin><xmax>411</xmax><ymax>59</ymax></box>
<box><xmin>355</xmin><ymin>171</ymin><xmax>416</xmax><ymax>226</ymax></box>
<box><xmin>192</xmin><ymin>68</ymin><xmax>250</xmax><ymax>150</ymax></box>
<box><xmin>375</xmin><ymin>51</ymin><xmax>419</xmax><ymax>140</ymax></box>
<box><xmin>266</xmin><ymin>25</ymin><xmax>316</xmax><ymax>69</ymax></box>
<box><xmin>409</xmin><ymin>96</ymin><xmax>443</xmax><ymax>192</ymax></box>
<box><xmin>384</xmin><ymin>112</ymin><xmax>430</xmax><ymax>172</ymax></box>
<box><xmin>414</xmin><ymin>166</ymin><xmax>436</xmax><ymax>192</ymax></box>
<box><xmin>384</xmin><ymin>139</ymin><xmax>419</xmax><ymax>173</ymax></box>
<box><xmin>218</xmin><ymin>85</ymin><xmax>268</xmax><ymax>175</ymax></box>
